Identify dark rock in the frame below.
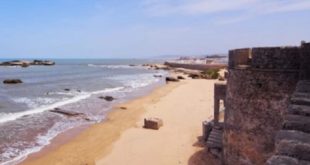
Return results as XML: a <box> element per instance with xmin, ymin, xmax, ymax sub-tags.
<box><xmin>99</xmin><ymin>96</ymin><xmax>115</xmax><ymax>101</ymax></box>
<box><xmin>154</xmin><ymin>75</ymin><xmax>163</xmax><ymax>78</ymax></box>
<box><xmin>165</xmin><ymin>77</ymin><xmax>179</xmax><ymax>82</ymax></box>
<box><xmin>177</xmin><ymin>76</ymin><xmax>185</xmax><ymax>80</ymax></box>
<box><xmin>120</xmin><ymin>107</ymin><xmax>127</xmax><ymax>110</ymax></box>
<box><xmin>3</xmin><ymin>79</ymin><xmax>23</xmax><ymax>84</ymax></box>
<box><xmin>21</xmin><ymin>63</ymin><xmax>30</xmax><ymax>68</ymax></box>
<box><xmin>64</xmin><ymin>88</ymin><xmax>70</xmax><ymax>91</ymax></box>
<box><xmin>50</xmin><ymin>108</ymin><xmax>83</xmax><ymax>117</ymax></box>
<box><xmin>188</xmin><ymin>73</ymin><xmax>202</xmax><ymax>79</ymax></box>
<box><xmin>31</xmin><ymin>60</ymin><xmax>55</xmax><ymax>66</ymax></box>
<box><xmin>0</xmin><ymin>60</ymin><xmax>55</xmax><ymax>67</ymax></box>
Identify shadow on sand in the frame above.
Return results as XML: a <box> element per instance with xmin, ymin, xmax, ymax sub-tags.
<box><xmin>188</xmin><ymin>136</ymin><xmax>221</xmax><ymax>165</ymax></box>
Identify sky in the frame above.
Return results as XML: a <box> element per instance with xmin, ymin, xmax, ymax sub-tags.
<box><xmin>0</xmin><ymin>0</ymin><xmax>310</xmax><ymax>59</ymax></box>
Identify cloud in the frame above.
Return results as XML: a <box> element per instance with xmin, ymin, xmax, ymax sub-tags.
<box><xmin>143</xmin><ymin>0</ymin><xmax>310</xmax><ymax>23</ymax></box>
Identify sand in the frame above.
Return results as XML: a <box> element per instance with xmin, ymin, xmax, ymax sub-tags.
<box><xmin>21</xmin><ymin>78</ymin><xmax>220</xmax><ymax>165</ymax></box>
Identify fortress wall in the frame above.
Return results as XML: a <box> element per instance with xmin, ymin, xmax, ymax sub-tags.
<box><xmin>251</xmin><ymin>47</ymin><xmax>300</xmax><ymax>70</ymax></box>
<box><xmin>223</xmin><ymin>47</ymin><xmax>301</xmax><ymax>164</ymax></box>
<box><xmin>228</xmin><ymin>48</ymin><xmax>251</xmax><ymax>69</ymax></box>
<box><xmin>300</xmin><ymin>42</ymin><xmax>310</xmax><ymax>80</ymax></box>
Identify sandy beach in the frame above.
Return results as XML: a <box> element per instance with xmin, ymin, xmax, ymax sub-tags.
<box><xmin>21</xmin><ymin>77</ymin><xmax>220</xmax><ymax>165</ymax></box>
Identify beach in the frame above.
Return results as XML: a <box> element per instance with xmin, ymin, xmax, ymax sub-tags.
<box><xmin>21</xmin><ymin>77</ymin><xmax>220</xmax><ymax>165</ymax></box>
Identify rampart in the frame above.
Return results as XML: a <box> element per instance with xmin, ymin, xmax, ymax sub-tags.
<box><xmin>223</xmin><ymin>43</ymin><xmax>309</xmax><ymax>164</ymax></box>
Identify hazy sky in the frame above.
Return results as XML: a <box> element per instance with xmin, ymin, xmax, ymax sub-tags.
<box><xmin>0</xmin><ymin>0</ymin><xmax>310</xmax><ymax>58</ymax></box>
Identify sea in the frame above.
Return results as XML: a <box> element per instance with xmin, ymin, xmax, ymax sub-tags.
<box><xmin>0</xmin><ymin>59</ymin><xmax>167</xmax><ymax>165</ymax></box>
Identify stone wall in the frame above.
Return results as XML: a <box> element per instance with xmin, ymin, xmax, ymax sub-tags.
<box><xmin>228</xmin><ymin>48</ymin><xmax>251</xmax><ymax>69</ymax></box>
<box><xmin>266</xmin><ymin>80</ymin><xmax>310</xmax><ymax>165</ymax></box>
<box><xmin>164</xmin><ymin>62</ymin><xmax>227</xmax><ymax>71</ymax></box>
<box><xmin>223</xmin><ymin>45</ymin><xmax>303</xmax><ymax>164</ymax></box>
<box><xmin>251</xmin><ymin>47</ymin><xmax>300</xmax><ymax>70</ymax></box>
<box><xmin>300</xmin><ymin>42</ymin><xmax>310</xmax><ymax>80</ymax></box>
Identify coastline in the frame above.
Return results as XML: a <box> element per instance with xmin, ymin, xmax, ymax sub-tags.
<box><xmin>21</xmin><ymin>77</ymin><xmax>219</xmax><ymax>165</ymax></box>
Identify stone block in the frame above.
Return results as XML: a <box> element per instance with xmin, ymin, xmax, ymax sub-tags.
<box><xmin>277</xmin><ymin>140</ymin><xmax>310</xmax><ymax>161</ymax></box>
<box><xmin>266</xmin><ymin>156</ymin><xmax>299</xmax><ymax>165</ymax></box>
<box><xmin>144</xmin><ymin>118</ymin><xmax>163</xmax><ymax>130</ymax></box>
<box><xmin>283</xmin><ymin>115</ymin><xmax>310</xmax><ymax>133</ymax></box>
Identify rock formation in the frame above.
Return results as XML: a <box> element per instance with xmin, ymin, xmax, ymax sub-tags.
<box><xmin>3</xmin><ymin>79</ymin><xmax>23</xmax><ymax>84</ymax></box>
<box><xmin>0</xmin><ymin>60</ymin><xmax>55</xmax><ymax>67</ymax></box>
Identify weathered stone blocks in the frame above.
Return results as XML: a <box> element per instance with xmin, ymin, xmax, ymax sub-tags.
<box><xmin>228</xmin><ymin>48</ymin><xmax>251</xmax><ymax>69</ymax></box>
<box><xmin>144</xmin><ymin>118</ymin><xmax>163</xmax><ymax>130</ymax></box>
<box><xmin>251</xmin><ymin>47</ymin><xmax>300</xmax><ymax>70</ymax></box>
<box><xmin>223</xmin><ymin>69</ymin><xmax>299</xmax><ymax>164</ymax></box>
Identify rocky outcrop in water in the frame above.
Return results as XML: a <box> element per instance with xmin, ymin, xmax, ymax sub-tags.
<box><xmin>0</xmin><ymin>60</ymin><xmax>55</xmax><ymax>67</ymax></box>
<box><xmin>99</xmin><ymin>96</ymin><xmax>115</xmax><ymax>101</ymax></box>
<box><xmin>3</xmin><ymin>79</ymin><xmax>23</xmax><ymax>84</ymax></box>
<box><xmin>50</xmin><ymin>108</ymin><xmax>90</xmax><ymax>121</ymax></box>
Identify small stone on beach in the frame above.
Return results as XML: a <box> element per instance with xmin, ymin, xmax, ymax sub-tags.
<box><xmin>144</xmin><ymin>117</ymin><xmax>163</xmax><ymax>130</ymax></box>
<box><xmin>165</xmin><ymin>77</ymin><xmax>179</xmax><ymax>82</ymax></box>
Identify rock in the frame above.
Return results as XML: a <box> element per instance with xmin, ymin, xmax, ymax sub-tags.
<box><xmin>99</xmin><ymin>96</ymin><xmax>115</xmax><ymax>101</ymax></box>
<box><xmin>64</xmin><ymin>88</ymin><xmax>71</xmax><ymax>91</ymax></box>
<box><xmin>3</xmin><ymin>79</ymin><xmax>23</xmax><ymax>84</ymax></box>
<box><xmin>21</xmin><ymin>63</ymin><xmax>30</xmax><ymax>68</ymax></box>
<box><xmin>31</xmin><ymin>60</ymin><xmax>55</xmax><ymax>66</ymax></box>
<box><xmin>177</xmin><ymin>76</ymin><xmax>185</xmax><ymax>80</ymax></box>
<box><xmin>50</xmin><ymin>108</ymin><xmax>83</xmax><ymax>117</ymax></box>
<box><xmin>144</xmin><ymin>117</ymin><xmax>163</xmax><ymax>130</ymax></box>
<box><xmin>0</xmin><ymin>60</ymin><xmax>55</xmax><ymax>67</ymax></box>
<box><xmin>188</xmin><ymin>73</ymin><xmax>202</xmax><ymax>79</ymax></box>
<box><xmin>120</xmin><ymin>107</ymin><xmax>127</xmax><ymax>110</ymax></box>
<box><xmin>154</xmin><ymin>75</ymin><xmax>163</xmax><ymax>78</ymax></box>
<box><xmin>165</xmin><ymin>76</ymin><xmax>179</xmax><ymax>82</ymax></box>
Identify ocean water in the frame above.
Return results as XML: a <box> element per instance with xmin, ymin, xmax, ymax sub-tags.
<box><xmin>0</xmin><ymin>59</ymin><xmax>167</xmax><ymax>164</ymax></box>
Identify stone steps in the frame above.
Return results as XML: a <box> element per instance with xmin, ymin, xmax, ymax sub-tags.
<box><xmin>291</xmin><ymin>96</ymin><xmax>310</xmax><ymax>106</ymax></box>
<box><xmin>266</xmin><ymin>155</ymin><xmax>310</xmax><ymax>165</ymax></box>
<box><xmin>275</xmin><ymin>130</ymin><xmax>310</xmax><ymax>161</ymax></box>
<box><xmin>288</xmin><ymin>104</ymin><xmax>310</xmax><ymax>116</ymax></box>
<box><xmin>206</xmin><ymin>128</ymin><xmax>223</xmax><ymax>149</ymax></box>
<box><xmin>266</xmin><ymin>80</ymin><xmax>310</xmax><ymax>164</ymax></box>
<box><xmin>283</xmin><ymin>115</ymin><xmax>310</xmax><ymax>133</ymax></box>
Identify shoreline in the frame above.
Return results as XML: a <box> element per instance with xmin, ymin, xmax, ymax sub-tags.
<box><xmin>21</xmin><ymin>76</ymin><xmax>220</xmax><ymax>165</ymax></box>
<box><xmin>20</xmin><ymin>79</ymin><xmax>180</xmax><ymax>165</ymax></box>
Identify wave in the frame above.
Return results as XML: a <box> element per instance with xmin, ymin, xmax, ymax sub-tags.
<box><xmin>0</xmin><ymin>87</ymin><xmax>124</xmax><ymax>124</ymax></box>
<box><xmin>1</xmin><ymin>120</ymin><xmax>87</xmax><ymax>165</ymax></box>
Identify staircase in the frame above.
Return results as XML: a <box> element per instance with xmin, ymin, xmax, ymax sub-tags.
<box><xmin>267</xmin><ymin>80</ymin><xmax>310</xmax><ymax>165</ymax></box>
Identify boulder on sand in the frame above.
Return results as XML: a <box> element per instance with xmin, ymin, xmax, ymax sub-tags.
<box><xmin>165</xmin><ymin>76</ymin><xmax>179</xmax><ymax>82</ymax></box>
<box><xmin>144</xmin><ymin>117</ymin><xmax>163</xmax><ymax>130</ymax></box>
<box><xmin>3</xmin><ymin>79</ymin><xmax>23</xmax><ymax>84</ymax></box>
<box><xmin>177</xmin><ymin>76</ymin><xmax>185</xmax><ymax>80</ymax></box>
<box><xmin>188</xmin><ymin>73</ymin><xmax>202</xmax><ymax>79</ymax></box>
